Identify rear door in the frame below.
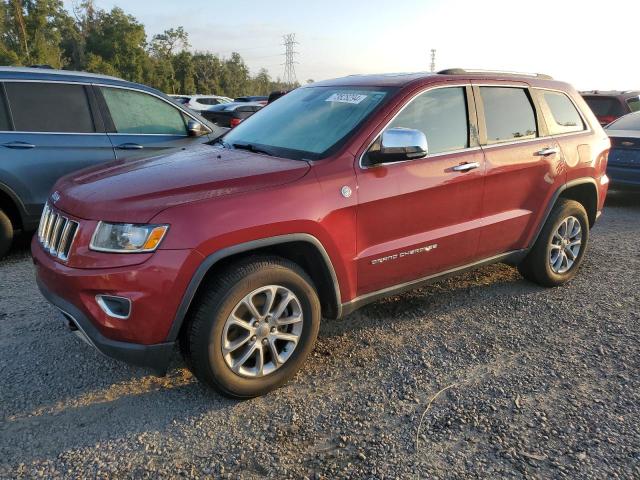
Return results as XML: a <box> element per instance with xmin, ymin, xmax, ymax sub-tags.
<box><xmin>96</xmin><ymin>85</ymin><xmax>207</xmax><ymax>161</ymax></box>
<box><xmin>0</xmin><ymin>81</ymin><xmax>115</xmax><ymax>221</ymax></box>
<box><xmin>355</xmin><ymin>85</ymin><xmax>486</xmax><ymax>295</ymax></box>
<box><xmin>473</xmin><ymin>84</ymin><xmax>564</xmax><ymax>259</ymax></box>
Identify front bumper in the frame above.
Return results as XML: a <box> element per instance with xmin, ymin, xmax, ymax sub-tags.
<box><xmin>32</xmin><ymin>236</ymin><xmax>204</xmax><ymax>374</ymax></box>
<box><xmin>37</xmin><ymin>279</ymin><xmax>174</xmax><ymax>374</ymax></box>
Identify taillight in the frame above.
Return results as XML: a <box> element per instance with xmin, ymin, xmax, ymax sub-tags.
<box><xmin>599</xmin><ymin>115</ymin><xmax>617</xmax><ymax>126</ymax></box>
<box><xmin>230</xmin><ymin>118</ymin><xmax>243</xmax><ymax>128</ymax></box>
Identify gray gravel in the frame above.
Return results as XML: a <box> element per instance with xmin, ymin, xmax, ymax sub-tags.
<box><xmin>1</xmin><ymin>191</ymin><xmax>639</xmax><ymax>479</ymax></box>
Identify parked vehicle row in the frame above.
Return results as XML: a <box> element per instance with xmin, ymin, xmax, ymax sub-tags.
<box><xmin>0</xmin><ymin>66</ymin><xmax>221</xmax><ymax>257</ymax></box>
<box><xmin>581</xmin><ymin>90</ymin><xmax>640</xmax><ymax>126</ymax></box>
<box><xmin>32</xmin><ymin>68</ymin><xmax>609</xmax><ymax>398</ymax></box>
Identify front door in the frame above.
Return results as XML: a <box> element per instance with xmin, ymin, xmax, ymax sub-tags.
<box><xmin>96</xmin><ymin>86</ymin><xmax>208</xmax><ymax>161</ymax></box>
<box><xmin>355</xmin><ymin>85</ymin><xmax>486</xmax><ymax>296</ymax></box>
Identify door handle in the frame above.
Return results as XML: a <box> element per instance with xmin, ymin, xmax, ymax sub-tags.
<box><xmin>535</xmin><ymin>147</ymin><xmax>559</xmax><ymax>156</ymax></box>
<box><xmin>116</xmin><ymin>143</ymin><xmax>144</xmax><ymax>150</ymax></box>
<box><xmin>452</xmin><ymin>162</ymin><xmax>480</xmax><ymax>172</ymax></box>
<box><xmin>2</xmin><ymin>141</ymin><xmax>35</xmax><ymax>149</ymax></box>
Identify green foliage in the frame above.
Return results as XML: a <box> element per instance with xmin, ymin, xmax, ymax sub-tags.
<box><xmin>0</xmin><ymin>0</ymin><xmax>296</xmax><ymax>96</ymax></box>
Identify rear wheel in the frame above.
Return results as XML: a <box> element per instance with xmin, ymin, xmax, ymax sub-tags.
<box><xmin>518</xmin><ymin>199</ymin><xmax>589</xmax><ymax>287</ymax></box>
<box><xmin>183</xmin><ymin>256</ymin><xmax>321</xmax><ymax>398</ymax></box>
<box><xmin>0</xmin><ymin>209</ymin><xmax>13</xmax><ymax>259</ymax></box>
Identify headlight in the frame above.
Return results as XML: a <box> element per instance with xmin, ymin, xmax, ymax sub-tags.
<box><xmin>89</xmin><ymin>222</ymin><xmax>169</xmax><ymax>253</ymax></box>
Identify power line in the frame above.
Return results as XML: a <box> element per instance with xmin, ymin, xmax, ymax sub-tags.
<box><xmin>282</xmin><ymin>33</ymin><xmax>299</xmax><ymax>87</ymax></box>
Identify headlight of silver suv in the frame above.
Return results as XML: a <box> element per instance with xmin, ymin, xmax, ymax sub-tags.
<box><xmin>89</xmin><ymin>222</ymin><xmax>169</xmax><ymax>253</ymax></box>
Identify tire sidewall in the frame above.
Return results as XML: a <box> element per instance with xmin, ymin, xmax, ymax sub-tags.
<box><xmin>202</xmin><ymin>266</ymin><xmax>320</xmax><ymax>397</ymax></box>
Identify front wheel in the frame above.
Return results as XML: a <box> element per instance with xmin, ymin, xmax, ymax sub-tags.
<box><xmin>518</xmin><ymin>199</ymin><xmax>589</xmax><ymax>287</ymax></box>
<box><xmin>0</xmin><ymin>209</ymin><xmax>14</xmax><ymax>259</ymax></box>
<box><xmin>183</xmin><ymin>256</ymin><xmax>321</xmax><ymax>398</ymax></box>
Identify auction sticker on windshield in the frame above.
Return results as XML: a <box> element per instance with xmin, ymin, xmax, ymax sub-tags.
<box><xmin>326</xmin><ymin>93</ymin><xmax>368</xmax><ymax>104</ymax></box>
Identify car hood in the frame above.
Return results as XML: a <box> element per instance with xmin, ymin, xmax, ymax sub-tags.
<box><xmin>53</xmin><ymin>144</ymin><xmax>310</xmax><ymax>223</ymax></box>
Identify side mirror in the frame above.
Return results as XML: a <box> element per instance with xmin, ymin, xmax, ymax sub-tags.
<box><xmin>187</xmin><ymin>120</ymin><xmax>208</xmax><ymax>137</ymax></box>
<box><xmin>370</xmin><ymin>127</ymin><xmax>428</xmax><ymax>164</ymax></box>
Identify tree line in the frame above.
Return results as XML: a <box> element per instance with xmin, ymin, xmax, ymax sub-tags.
<box><xmin>0</xmin><ymin>0</ymin><xmax>296</xmax><ymax>97</ymax></box>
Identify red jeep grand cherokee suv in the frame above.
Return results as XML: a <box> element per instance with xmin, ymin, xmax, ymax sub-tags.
<box><xmin>33</xmin><ymin>69</ymin><xmax>610</xmax><ymax>398</ymax></box>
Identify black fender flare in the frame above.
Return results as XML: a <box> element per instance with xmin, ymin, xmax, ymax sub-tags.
<box><xmin>165</xmin><ymin>233</ymin><xmax>342</xmax><ymax>342</ymax></box>
<box><xmin>528</xmin><ymin>177</ymin><xmax>599</xmax><ymax>249</ymax></box>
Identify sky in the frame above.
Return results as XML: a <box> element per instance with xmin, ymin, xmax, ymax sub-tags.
<box><xmin>63</xmin><ymin>0</ymin><xmax>640</xmax><ymax>90</ymax></box>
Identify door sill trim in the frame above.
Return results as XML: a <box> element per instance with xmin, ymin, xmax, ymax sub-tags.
<box><xmin>340</xmin><ymin>249</ymin><xmax>527</xmax><ymax>317</ymax></box>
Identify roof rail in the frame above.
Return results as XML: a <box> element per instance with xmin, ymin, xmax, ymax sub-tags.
<box><xmin>438</xmin><ymin>68</ymin><xmax>553</xmax><ymax>80</ymax></box>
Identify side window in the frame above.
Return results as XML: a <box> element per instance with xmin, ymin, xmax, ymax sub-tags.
<box><xmin>0</xmin><ymin>86</ymin><xmax>11</xmax><ymax>131</ymax></box>
<box><xmin>387</xmin><ymin>87</ymin><xmax>469</xmax><ymax>155</ymax></box>
<box><xmin>541</xmin><ymin>91</ymin><xmax>585</xmax><ymax>135</ymax></box>
<box><xmin>627</xmin><ymin>96</ymin><xmax>640</xmax><ymax>113</ymax></box>
<box><xmin>5</xmin><ymin>82</ymin><xmax>95</xmax><ymax>133</ymax></box>
<box><xmin>480</xmin><ymin>87</ymin><xmax>537</xmax><ymax>144</ymax></box>
<box><xmin>199</xmin><ymin>98</ymin><xmax>219</xmax><ymax>105</ymax></box>
<box><xmin>100</xmin><ymin>87</ymin><xmax>188</xmax><ymax>135</ymax></box>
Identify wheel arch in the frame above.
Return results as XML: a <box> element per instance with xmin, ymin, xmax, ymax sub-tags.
<box><xmin>0</xmin><ymin>182</ymin><xmax>26</xmax><ymax>230</ymax></box>
<box><xmin>166</xmin><ymin>234</ymin><xmax>342</xmax><ymax>343</ymax></box>
<box><xmin>528</xmin><ymin>177</ymin><xmax>599</xmax><ymax>249</ymax></box>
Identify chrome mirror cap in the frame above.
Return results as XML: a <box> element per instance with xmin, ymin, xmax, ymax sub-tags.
<box><xmin>379</xmin><ymin>127</ymin><xmax>429</xmax><ymax>161</ymax></box>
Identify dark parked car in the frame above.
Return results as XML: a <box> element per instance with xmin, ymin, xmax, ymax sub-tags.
<box><xmin>201</xmin><ymin>102</ymin><xmax>263</xmax><ymax>128</ymax></box>
<box><xmin>605</xmin><ymin>111</ymin><xmax>640</xmax><ymax>189</ymax></box>
<box><xmin>581</xmin><ymin>90</ymin><xmax>640</xmax><ymax>126</ymax></box>
<box><xmin>34</xmin><ymin>69</ymin><xmax>608</xmax><ymax>398</ymax></box>
<box><xmin>234</xmin><ymin>96</ymin><xmax>268</xmax><ymax>105</ymax></box>
<box><xmin>0</xmin><ymin>66</ymin><xmax>219</xmax><ymax>257</ymax></box>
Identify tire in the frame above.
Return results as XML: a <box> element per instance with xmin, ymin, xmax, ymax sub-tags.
<box><xmin>518</xmin><ymin>199</ymin><xmax>589</xmax><ymax>287</ymax></box>
<box><xmin>183</xmin><ymin>256</ymin><xmax>321</xmax><ymax>398</ymax></box>
<box><xmin>0</xmin><ymin>209</ymin><xmax>13</xmax><ymax>259</ymax></box>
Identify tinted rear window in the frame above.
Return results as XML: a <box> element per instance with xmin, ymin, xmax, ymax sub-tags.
<box><xmin>0</xmin><ymin>86</ymin><xmax>11</xmax><ymax>131</ymax></box>
<box><xmin>5</xmin><ymin>82</ymin><xmax>95</xmax><ymax>133</ymax></box>
<box><xmin>480</xmin><ymin>87</ymin><xmax>537</xmax><ymax>144</ymax></box>
<box><xmin>583</xmin><ymin>96</ymin><xmax>624</xmax><ymax>116</ymax></box>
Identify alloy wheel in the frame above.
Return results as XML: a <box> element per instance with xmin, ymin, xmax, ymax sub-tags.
<box><xmin>221</xmin><ymin>285</ymin><xmax>304</xmax><ymax>378</ymax></box>
<box><xmin>549</xmin><ymin>215</ymin><xmax>582</xmax><ymax>274</ymax></box>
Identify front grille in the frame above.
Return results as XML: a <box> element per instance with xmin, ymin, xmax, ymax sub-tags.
<box><xmin>37</xmin><ymin>203</ymin><xmax>79</xmax><ymax>261</ymax></box>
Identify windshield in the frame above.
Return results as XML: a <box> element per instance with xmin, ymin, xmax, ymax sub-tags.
<box><xmin>223</xmin><ymin>86</ymin><xmax>392</xmax><ymax>160</ymax></box>
<box><xmin>606</xmin><ymin>112</ymin><xmax>640</xmax><ymax>131</ymax></box>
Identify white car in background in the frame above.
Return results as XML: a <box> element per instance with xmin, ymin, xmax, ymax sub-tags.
<box><xmin>170</xmin><ymin>94</ymin><xmax>233</xmax><ymax>113</ymax></box>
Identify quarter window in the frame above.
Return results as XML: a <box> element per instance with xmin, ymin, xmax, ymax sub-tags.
<box><xmin>4</xmin><ymin>82</ymin><xmax>95</xmax><ymax>133</ymax></box>
<box><xmin>480</xmin><ymin>87</ymin><xmax>537</xmax><ymax>144</ymax></box>
<box><xmin>101</xmin><ymin>87</ymin><xmax>187</xmax><ymax>135</ymax></box>
<box><xmin>542</xmin><ymin>91</ymin><xmax>585</xmax><ymax>135</ymax></box>
<box><xmin>387</xmin><ymin>87</ymin><xmax>469</xmax><ymax>154</ymax></box>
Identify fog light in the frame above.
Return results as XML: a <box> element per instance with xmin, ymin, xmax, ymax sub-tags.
<box><xmin>96</xmin><ymin>295</ymin><xmax>131</xmax><ymax>319</ymax></box>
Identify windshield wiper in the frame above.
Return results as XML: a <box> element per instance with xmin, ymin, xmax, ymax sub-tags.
<box><xmin>231</xmin><ymin>142</ymin><xmax>274</xmax><ymax>157</ymax></box>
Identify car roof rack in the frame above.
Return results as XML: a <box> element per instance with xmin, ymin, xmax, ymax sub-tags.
<box><xmin>438</xmin><ymin>68</ymin><xmax>553</xmax><ymax>80</ymax></box>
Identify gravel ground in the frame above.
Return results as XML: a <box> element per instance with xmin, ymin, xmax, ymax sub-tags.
<box><xmin>1</xmin><ymin>191</ymin><xmax>638</xmax><ymax>479</ymax></box>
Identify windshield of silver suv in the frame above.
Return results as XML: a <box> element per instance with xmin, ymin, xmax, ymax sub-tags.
<box><xmin>222</xmin><ymin>86</ymin><xmax>393</xmax><ymax>160</ymax></box>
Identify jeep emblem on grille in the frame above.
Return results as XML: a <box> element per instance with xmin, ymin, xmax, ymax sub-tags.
<box><xmin>51</xmin><ymin>191</ymin><xmax>61</xmax><ymax>204</ymax></box>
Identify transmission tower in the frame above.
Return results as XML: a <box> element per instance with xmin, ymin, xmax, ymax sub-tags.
<box><xmin>430</xmin><ymin>49</ymin><xmax>436</xmax><ymax>72</ymax></box>
<box><xmin>282</xmin><ymin>33</ymin><xmax>299</xmax><ymax>86</ymax></box>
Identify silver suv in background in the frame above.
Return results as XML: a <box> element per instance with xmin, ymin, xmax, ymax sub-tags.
<box><xmin>0</xmin><ymin>67</ymin><xmax>219</xmax><ymax>258</ymax></box>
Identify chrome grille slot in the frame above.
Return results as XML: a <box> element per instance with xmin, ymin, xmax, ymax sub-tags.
<box><xmin>37</xmin><ymin>203</ymin><xmax>79</xmax><ymax>261</ymax></box>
